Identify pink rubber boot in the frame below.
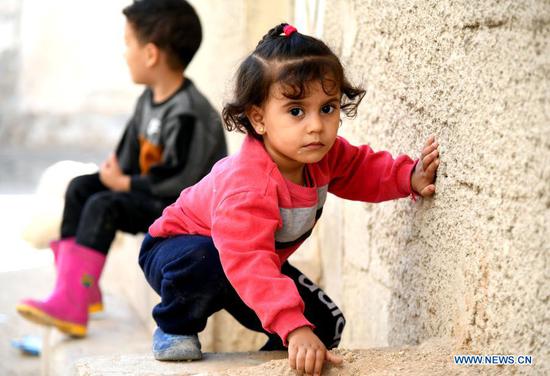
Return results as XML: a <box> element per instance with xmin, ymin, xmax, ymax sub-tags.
<box><xmin>50</xmin><ymin>238</ymin><xmax>104</xmax><ymax>313</ymax></box>
<box><xmin>17</xmin><ymin>242</ymin><xmax>106</xmax><ymax>337</ymax></box>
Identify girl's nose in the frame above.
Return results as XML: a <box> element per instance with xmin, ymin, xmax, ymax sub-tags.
<box><xmin>307</xmin><ymin>114</ymin><xmax>323</xmax><ymax>133</ymax></box>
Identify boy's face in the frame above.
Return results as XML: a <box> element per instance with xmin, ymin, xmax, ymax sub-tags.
<box><xmin>254</xmin><ymin>80</ymin><xmax>341</xmax><ymax>177</ymax></box>
<box><xmin>123</xmin><ymin>21</ymin><xmax>149</xmax><ymax>85</ymax></box>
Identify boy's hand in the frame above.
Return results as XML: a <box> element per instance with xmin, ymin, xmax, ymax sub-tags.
<box><xmin>411</xmin><ymin>135</ymin><xmax>440</xmax><ymax>197</ymax></box>
<box><xmin>99</xmin><ymin>153</ymin><xmax>130</xmax><ymax>192</ymax></box>
<box><xmin>287</xmin><ymin>326</ymin><xmax>342</xmax><ymax>376</ymax></box>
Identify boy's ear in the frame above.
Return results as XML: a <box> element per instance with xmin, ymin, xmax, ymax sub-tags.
<box><xmin>144</xmin><ymin>43</ymin><xmax>160</xmax><ymax>68</ymax></box>
<box><xmin>246</xmin><ymin>105</ymin><xmax>265</xmax><ymax>134</ymax></box>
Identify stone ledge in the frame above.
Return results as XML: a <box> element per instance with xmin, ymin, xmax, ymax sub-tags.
<box><xmin>43</xmin><ymin>293</ymin><xmax>151</xmax><ymax>376</ymax></box>
<box><xmin>72</xmin><ymin>339</ymin><xmax>495</xmax><ymax>376</ymax></box>
<box><xmin>75</xmin><ymin>351</ymin><xmax>287</xmax><ymax>376</ymax></box>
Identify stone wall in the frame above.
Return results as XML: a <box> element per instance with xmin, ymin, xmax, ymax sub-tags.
<box><xmin>319</xmin><ymin>0</ymin><xmax>549</xmax><ymax>371</ymax></box>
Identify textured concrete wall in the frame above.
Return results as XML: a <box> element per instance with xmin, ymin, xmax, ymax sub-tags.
<box><xmin>319</xmin><ymin>0</ymin><xmax>549</xmax><ymax>371</ymax></box>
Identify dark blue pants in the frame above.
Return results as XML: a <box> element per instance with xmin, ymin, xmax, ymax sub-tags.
<box><xmin>139</xmin><ymin>233</ymin><xmax>346</xmax><ymax>350</ymax></box>
<box><xmin>61</xmin><ymin>173</ymin><xmax>170</xmax><ymax>254</ymax></box>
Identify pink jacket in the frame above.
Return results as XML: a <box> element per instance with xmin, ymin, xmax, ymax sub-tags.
<box><xmin>149</xmin><ymin>135</ymin><xmax>416</xmax><ymax>344</ymax></box>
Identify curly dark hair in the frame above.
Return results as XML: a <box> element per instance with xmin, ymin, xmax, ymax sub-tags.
<box><xmin>122</xmin><ymin>0</ymin><xmax>202</xmax><ymax>70</ymax></box>
<box><xmin>222</xmin><ymin>23</ymin><xmax>365</xmax><ymax>140</ymax></box>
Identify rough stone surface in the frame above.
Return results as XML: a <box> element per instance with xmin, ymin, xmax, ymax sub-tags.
<box><xmin>0</xmin><ymin>267</ymin><xmax>53</xmax><ymax>376</ymax></box>
<box><xmin>318</xmin><ymin>0</ymin><xmax>549</xmax><ymax>374</ymax></box>
<box><xmin>75</xmin><ymin>352</ymin><xmax>287</xmax><ymax>376</ymax></box>
<box><xmin>75</xmin><ymin>338</ymin><xmax>528</xmax><ymax>376</ymax></box>
<box><xmin>43</xmin><ymin>293</ymin><xmax>151</xmax><ymax>376</ymax></box>
<box><xmin>214</xmin><ymin>339</ymin><xmax>482</xmax><ymax>376</ymax></box>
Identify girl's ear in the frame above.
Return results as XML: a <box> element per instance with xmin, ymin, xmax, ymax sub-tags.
<box><xmin>144</xmin><ymin>43</ymin><xmax>160</xmax><ymax>68</ymax></box>
<box><xmin>246</xmin><ymin>105</ymin><xmax>266</xmax><ymax>134</ymax></box>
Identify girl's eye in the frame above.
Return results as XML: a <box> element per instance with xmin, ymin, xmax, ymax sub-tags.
<box><xmin>289</xmin><ymin>108</ymin><xmax>304</xmax><ymax>117</ymax></box>
<box><xmin>321</xmin><ymin>105</ymin><xmax>335</xmax><ymax>114</ymax></box>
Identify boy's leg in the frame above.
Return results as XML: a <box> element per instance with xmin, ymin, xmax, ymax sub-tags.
<box><xmin>40</xmin><ymin>173</ymin><xmax>106</xmax><ymax>316</ymax></box>
<box><xmin>71</xmin><ymin>189</ymin><xmax>165</xmax><ymax>313</ymax></box>
<box><xmin>74</xmin><ymin>191</ymin><xmax>167</xmax><ymax>254</ymax></box>
<box><xmin>139</xmin><ymin>234</ymin><xmax>227</xmax><ymax>336</ymax></box>
<box><xmin>61</xmin><ymin>173</ymin><xmax>107</xmax><ymax>238</ymax></box>
<box><xmin>18</xmin><ymin>177</ymin><xmax>168</xmax><ymax>336</ymax></box>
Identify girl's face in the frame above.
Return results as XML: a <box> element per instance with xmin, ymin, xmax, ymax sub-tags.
<box><xmin>123</xmin><ymin>21</ymin><xmax>150</xmax><ymax>85</ymax></box>
<box><xmin>250</xmin><ymin>80</ymin><xmax>341</xmax><ymax>181</ymax></box>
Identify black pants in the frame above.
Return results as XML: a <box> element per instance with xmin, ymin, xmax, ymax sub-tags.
<box><xmin>139</xmin><ymin>234</ymin><xmax>346</xmax><ymax>350</ymax></box>
<box><xmin>61</xmin><ymin>173</ymin><xmax>170</xmax><ymax>254</ymax></box>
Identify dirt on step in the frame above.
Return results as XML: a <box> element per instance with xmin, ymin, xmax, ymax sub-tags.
<box><xmin>213</xmin><ymin>338</ymin><xmax>511</xmax><ymax>376</ymax></box>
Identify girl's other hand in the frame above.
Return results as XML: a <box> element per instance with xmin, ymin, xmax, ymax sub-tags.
<box><xmin>287</xmin><ymin>326</ymin><xmax>342</xmax><ymax>376</ymax></box>
<box><xmin>411</xmin><ymin>135</ymin><xmax>440</xmax><ymax>197</ymax></box>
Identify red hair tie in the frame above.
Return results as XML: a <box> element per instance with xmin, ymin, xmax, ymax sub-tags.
<box><xmin>283</xmin><ymin>24</ymin><xmax>297</xmax><ymax>37</ymax></box>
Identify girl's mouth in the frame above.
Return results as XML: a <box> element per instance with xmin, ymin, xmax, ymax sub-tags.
<box><xmin>304</xmin><ymin>142</ymin><xmax>324</xmax><ymax>148</ymax></box>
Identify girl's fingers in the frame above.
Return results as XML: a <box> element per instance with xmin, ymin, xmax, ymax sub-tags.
<box><xmin>425</xmin><ymin>158</ymin><xmax>440</xmax><ymax>177</ymax></box>
<box><xmin>421</xmin><ymin>146</ymin><xmax>431</xmax><ymax>159</ymax></box>
<box><xmin>288</xmin><ymin>347</ymin><xmax>297</xmax><ymax>370</ymax></box>
<box><xmin>422</xmin><ymin>149</ymin><xmax>439</xmax><ymax>167</ymax></box>
<box><xmin>326</xmin><ymin>351</ymin><xmax>343</xmax><ymax>365</ymax></box>
<box><xmin>304</xmin><ymin>349</ymin><xmax>317</xmax><ymax>375</ymax></box>
<box><xmin>313</xmin><ymin>350</ymin><xmax>325</xmax><ymax>376</ymax></box>
<box><xmin>421</xmin><ymin>142</ymin><xmax>438</xmax><ymax>159</ymax></box>
<box><xmin>295</xmin><ymin>348</ymin><xmax>306</xmax><ymax>374</ymax></box>
<box><xmin>421</xmin><ymin>184</ymin><xmax>436</xmax><ymax>197</ymax></box>
<box><xmin>425</xmin><ymin>135</ymin><xmax>435</xmax><ymax>148</ymax></box>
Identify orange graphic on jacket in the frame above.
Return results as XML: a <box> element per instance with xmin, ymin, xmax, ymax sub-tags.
<box><xmin>139</xmin><ymin>135</ymin><xmax>164</xmax><ymax>174</ymax></box>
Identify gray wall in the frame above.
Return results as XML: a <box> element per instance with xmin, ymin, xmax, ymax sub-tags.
<box><xmin>319</xmin><ymin>0</ymin><xmax>549</xmax><ymax>371</ymax></box>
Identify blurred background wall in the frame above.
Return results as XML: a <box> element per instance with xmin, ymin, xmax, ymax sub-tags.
<box><xmin>1</xmin><ymin>0</ymin><xmax>548</xmax><ymax>372</ymax></box>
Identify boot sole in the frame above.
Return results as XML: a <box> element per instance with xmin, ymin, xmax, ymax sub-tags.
<box><xmin>16</xmin><ymin>304</ymin><xmax>87</xmax><ymax>337</ymax></box>
<box><xmin>154</xmin><ymin>350</ymin><xmax>203</xmax><ymax>361</ymax></box>
<box><xmin>88</xmin><ymin>302</ymin><xmax>104</xmax><ymax>314</ymax></box>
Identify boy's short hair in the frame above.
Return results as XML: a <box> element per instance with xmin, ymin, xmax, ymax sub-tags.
<box><xmin>123</xmin><ymin>0</ymin><xmax>202</xmax><ymax>70</ymax></box>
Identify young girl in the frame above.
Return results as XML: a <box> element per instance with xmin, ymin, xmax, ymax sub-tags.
<box><xmin>140</xmin><ymin>23</ymin><xmax>439</xmax><ymax>375</ymax></box>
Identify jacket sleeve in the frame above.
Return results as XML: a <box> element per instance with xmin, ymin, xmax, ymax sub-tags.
<box><xmin>211</xmin><ymin>191</ymin><xmax>314</xmax><ymax>345</ymax></box>
<box><xmin>116</xmin><ymin>116</ymin><xmax>141</xmax><ymax>176</ymax></box>
<box><xmin>327</xmin><ymin>137</ymin><xmax>417</xmax><ymax>202</ymax></box>
<box><xmin>130</xmin><ymin>114</ymin><xmax>195</xmax><ymax>197</ymax></box>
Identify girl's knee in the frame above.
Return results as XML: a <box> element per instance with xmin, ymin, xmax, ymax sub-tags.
<box><xmin>170</xmin><ymin>242</ymin><xmax>220</xmax><ymax>277</ymax></box>
<box><xmin>146</xmin><ymin>236</ymin><xmax>222</xmax><ymax>283</ymax></box>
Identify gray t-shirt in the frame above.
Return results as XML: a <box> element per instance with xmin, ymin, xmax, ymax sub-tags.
<box><xmin>116</xmin><ymin>78</ymin><xmax>227</xmax><ymax>200</ymax></box>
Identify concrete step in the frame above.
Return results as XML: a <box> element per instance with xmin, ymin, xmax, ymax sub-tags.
<box><xmin>75</xmin><ymin>351</ymin><xmax>287</xmax><ymax>376</ymax></box>
<box><xmin>73</xmin><ymin>338</ymin><xmax>481</xmax><ymax>376</ymax></box>
<box><xmin>43</xmin><ymin>292</ymin><xmax>151</xmax><ymax>376</ymax></box>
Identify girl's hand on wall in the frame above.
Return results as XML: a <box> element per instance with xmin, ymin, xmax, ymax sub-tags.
<box><xmin>287</xmin><ymin>326</ymin><xmax>342</xmax><ymax>376</ymax></box>
<box><xmin>411</xmin><ymin>135</ymin><xmax>440</xmax><ymax>197</ymax></box>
